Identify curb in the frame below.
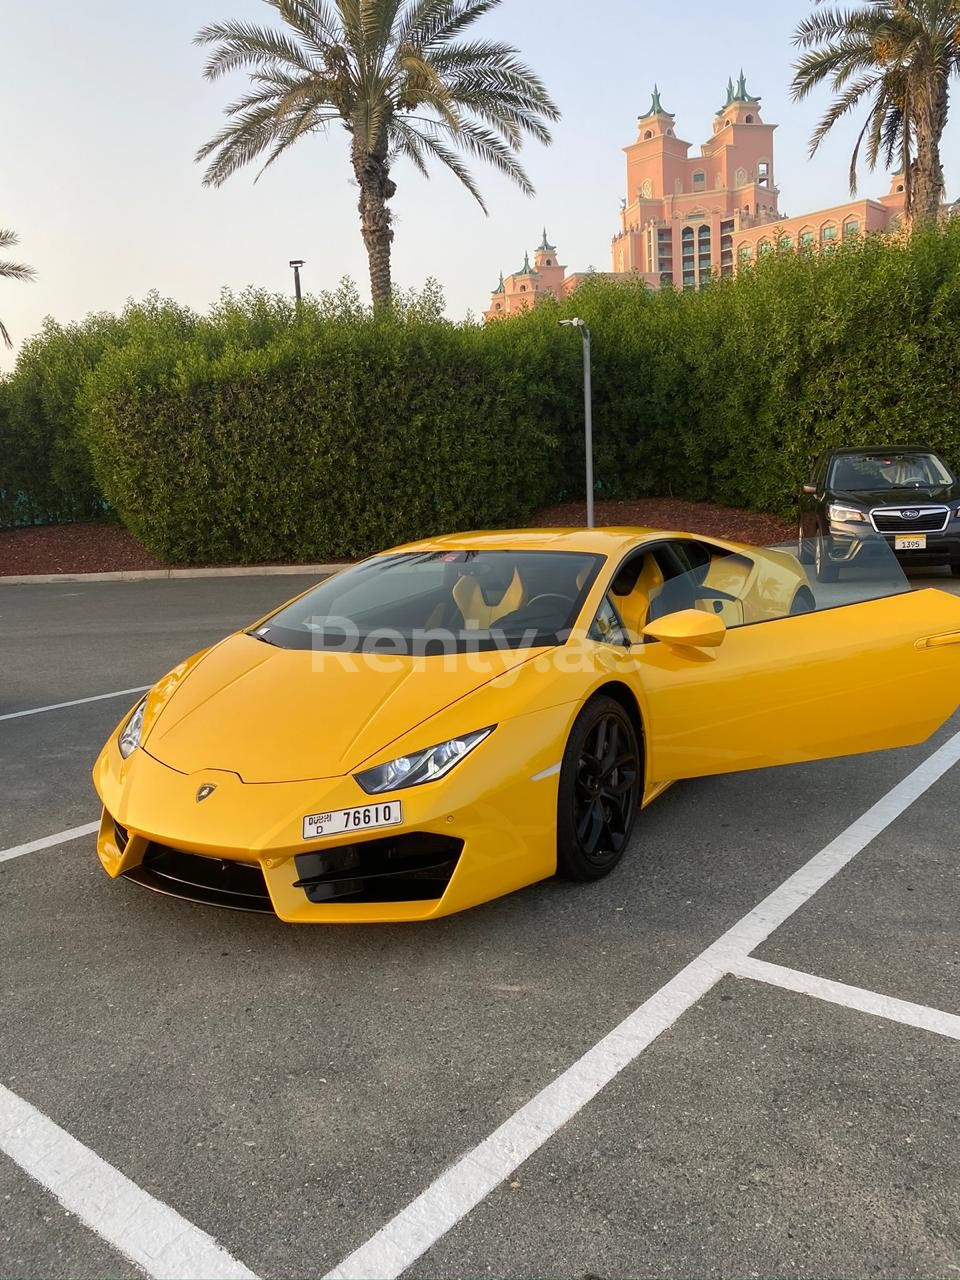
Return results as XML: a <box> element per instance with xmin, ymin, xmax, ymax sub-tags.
<box><xmin>0</xmin><ymin>564</ymin><xmax>347</xmax><ymax>586</ymax></box>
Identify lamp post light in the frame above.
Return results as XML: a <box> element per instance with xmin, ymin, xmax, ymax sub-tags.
<box><xmin>559</xmin><ymin>317</ymin><xmax>594</xmax><ymax>528</ymax></box>
<box><xmin>289</xmin><ymin>259</ymin><xmax>305</xmax><ymax>305</ymax></box>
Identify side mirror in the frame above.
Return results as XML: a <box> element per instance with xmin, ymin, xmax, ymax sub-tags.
<box><xmin>643</xmin><ymin>609</ymin><xmax>727</xmax><ymax>651</ymax></box>
<box><xmin>801</xmin><ymin>483</ymin><xmax>817</xmax><ymax>495</ymax></box>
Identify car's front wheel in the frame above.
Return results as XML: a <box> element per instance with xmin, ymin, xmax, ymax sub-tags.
<box><xmin>815</xmin><ymin>534</ymin><xmax>840</xmax><ymax>584</ymax></box>
<box><xmin>557</xmin><ymin>695</ymin><xmax>642</xmax><ymax>882</ymax></box>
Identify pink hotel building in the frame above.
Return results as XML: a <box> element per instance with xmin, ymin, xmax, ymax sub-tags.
<box><xmin>485</xmin><ymin>76</ymin><xmax>906</xmax><ymax>319</ymax></box>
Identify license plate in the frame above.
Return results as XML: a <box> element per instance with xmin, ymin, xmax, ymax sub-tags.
<box><xmin>895</xmin><ymin>535</ymin><xmax>927</xmax><ymax>551</ymax></box>
<box><xmin>302</xmin><ymin>802</ymin><xmax>403</xmax><ymax>841</ymax></box>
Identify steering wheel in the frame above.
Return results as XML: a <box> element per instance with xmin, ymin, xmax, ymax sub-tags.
<box><xmin>524</xmin><ymin>592</ymin><xmax>576</xmax><ymax>611</ymax></box>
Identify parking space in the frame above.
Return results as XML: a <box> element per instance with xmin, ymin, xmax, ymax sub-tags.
<box><xmin>2</xmin><ymin>573</ymin><xmax>960</xmax><ymax>1279</ymax></box>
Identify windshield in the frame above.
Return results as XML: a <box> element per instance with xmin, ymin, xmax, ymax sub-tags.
<box><xmin>254</xmin><ymin>550</ymin><xmax>604</xmax><ymax>654</ymax></box>
<box><xmin>829</xmin><ymin>452</ymin><xmax>953</xmax><ymax>491</ymax></box>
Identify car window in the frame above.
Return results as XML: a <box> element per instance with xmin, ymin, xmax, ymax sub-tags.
<box><xmin>829</xmin><ymin>452</ymin><xmax>953</xmax><ymax>491</ymax></box>
<box><xmin>589</xmin><ymin>596</ymin><xmax>629</xmax><ymax>647</ymax></box>
<box><xmin>644</xmin><ymin>533</ymin><xmax>909</xmax><ymax>636</ymax></box>
<box><xmin>254</xmin><ymin>550</ymin><xmax>604</xmax><ymax>654</ymax></box>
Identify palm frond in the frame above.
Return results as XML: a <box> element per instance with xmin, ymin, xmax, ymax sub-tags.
<box><xmin>0</xmin><ymin>259</ymin><xmax>37</xmax><ymax>282</ymax></box>
<box><xmin>194</xmin><ymin>19</ymin><xmax>317</xmax><ymax>78</ymax></box>
<box><xmin>391</xmin><ymin>117</ymin><xmax>487</xmax><ymax>207</ymax></box>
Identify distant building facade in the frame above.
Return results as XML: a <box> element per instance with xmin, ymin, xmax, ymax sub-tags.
<box><xmin>484</xmin><ymin>75</ymin><xmax>906</xmax><ymax>318</ymax></box>
<box><xmin>613</xmin><ymin>76</ymin><xmax>906</xmax><ymax>288</ymax></box>
<box><xmin>484</xmin><ymin>231</ymin><xmax>616</xmax><ymax>321</ymax></box>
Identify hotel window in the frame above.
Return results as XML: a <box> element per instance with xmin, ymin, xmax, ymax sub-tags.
<box><xmin>821</xmin><ymin>225</ymin><xmax>837</xmax><ymax>242</ymax></box>
<box><xmin>698</xmin><ymin>225</ymin><xmax>711</xmax><ymax>271</ymax></box>
<box><xmin>778</xmin><ymin>235</ymin><xmax>793</xmax><ymax>250</ymax></box>
<box><xmin>800</xmin><ymin>230</ymin><xmax>815</xmax><ymax>248</ymax></box>
<box><xmin>738</xmin><ymin>245</ymin><xmax>753</xmax><ymax>261</ymax></box>
<box><xmin>758</xmin><ymin>161</ymin><xmax>770</xmax><ymax>188</ymax></box>
<box><xmin>745</xmin><ymin>114</ymin><xmax>754</xmax><ymax>124</ymax></box>
<box><xmin>844</xmin><ymin>220</ymin><xmax>860</xmax><ymax>237</ymax></box>
<box><xmin>660</xmin><ymin>271</ymin><xmax>674</xmax><ymax>287</ymax></box>
<box><xmin>758</xmin><ymin>239</ymin><xmax>772</xmax><ymax>255</ymax></box>
<box><xmin>693</xmin><ymin>170</ymin><xmax>705</xmax><ymax>187</ymax></box>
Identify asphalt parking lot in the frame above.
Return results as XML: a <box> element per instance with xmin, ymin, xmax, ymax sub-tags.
<box><xmin>2</xmin><ymin>569</ymin><xmax>960</xmax><ymax>1280</ymax></box>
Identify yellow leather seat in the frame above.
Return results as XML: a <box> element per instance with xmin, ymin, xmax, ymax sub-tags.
<box><xmin>614</xmin><ymin>556</ymin><xmax>664</xmax><ymax>641</ymax></box>
<box><xmin>453</xmin><ymin>568</ymin><xmax>525</xmax><ymax>629</ymax></box>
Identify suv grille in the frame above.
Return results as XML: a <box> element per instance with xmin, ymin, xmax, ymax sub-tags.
<box><xmin>872</xmin><ymin>506</ymin><xmax>948</xmax><ymax>534</ymax></box>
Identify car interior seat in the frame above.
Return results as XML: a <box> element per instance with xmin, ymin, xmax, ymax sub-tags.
<box><xmin>453</xmin><ymin>566</ymin><xmax>525</xmax><ymax>629</ymax></box>
<box><xmin>611</xmin><ymin>554</ymin><xmax>664</xmax><ymax>640</ymax></box>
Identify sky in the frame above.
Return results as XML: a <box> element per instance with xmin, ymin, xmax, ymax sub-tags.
<box><xmin>3</xmin><ymin>0</ymin><xmax>957</xmax><ymax>370</ymax></box>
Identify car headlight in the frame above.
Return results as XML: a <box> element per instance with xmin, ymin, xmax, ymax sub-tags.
<box><xmin>354</xmin><ymin>727</ymin><xmax>495</xmax><ymax>795</ymax></box>
<box><xmin>827</xmin><ymin>503</ymin><xmax>867</xmax><ymax>524</ymax></box>
<box><xmin>118</xmin><ymin>697</ymin><xmax>147</xmax><ymax>759</ymax></box>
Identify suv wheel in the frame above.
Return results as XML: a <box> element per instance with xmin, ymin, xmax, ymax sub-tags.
<box><xmin>815</xmin><ymin>534</ymin><xmax>840</xmax><ymax>584</ymax></box>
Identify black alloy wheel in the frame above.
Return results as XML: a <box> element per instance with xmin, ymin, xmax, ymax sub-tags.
<box><xmin>557</xmin><ymin>696</ymin><xmax>642</xmax><ymax>882</ymax></box>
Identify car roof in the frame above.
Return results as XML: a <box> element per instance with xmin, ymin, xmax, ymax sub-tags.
<box><xmin>389</xmin><ymin>527</ymin><xmax>732</xmax><ymax>558</ymax></box>
<box><xmin>826</xmin><ymin>446</ymin><xmax>940</xmax><ymax>456</ymax></box>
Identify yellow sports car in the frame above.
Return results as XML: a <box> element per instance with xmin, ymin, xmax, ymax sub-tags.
<box><xmin>93</xmin><ymin>528</ymin><xmax>960</xmax><ymax>923</ymax></box>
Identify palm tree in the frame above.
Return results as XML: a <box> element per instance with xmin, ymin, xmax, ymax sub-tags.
<box><xmin>0</xmin><ymin>229</ymin><xmax>36</xmax><ymax>349</ymax></box>
<box><xmin>792</xmin><ymin>0</ymin><xmax>960</xmax><ymax>228</ymax></box>
<box><xmin>195</xmin><ymin>0</ymin><xmax>560</xmax><ymax>303</ymax></box>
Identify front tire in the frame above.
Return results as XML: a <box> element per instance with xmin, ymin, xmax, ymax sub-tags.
<box><xmin>815</xmin><ymin>534</ymin><xmax>840</xmax><ymax>584</ymax></box>
<box><xmin>557</xmin><ymin>696</ymin><xmax>642</xmax><ymax>882</ymax></box>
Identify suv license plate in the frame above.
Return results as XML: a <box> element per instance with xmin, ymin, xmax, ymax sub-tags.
<box><xmin>895</xmin><ymin>536</ymin><xmax>927</xmax><ymax>551</ymax></box>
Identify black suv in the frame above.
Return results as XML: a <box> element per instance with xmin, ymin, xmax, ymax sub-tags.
<box><xmin>798</xmin><ymin>448</ymin><xmax>960</xmax><ymax>582</ymax></box>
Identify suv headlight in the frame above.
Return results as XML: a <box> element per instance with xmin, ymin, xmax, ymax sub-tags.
<box><xmin>354</xmin><ymin>727</ymin><xmax>494</xmax><ymax>794</ymax></box>
<box><xmin>118</xmin><ymin>697</ymin><xmax>147</xmax><ymax>759</ymax></box>
<box><xmin>827</xmin><ymin>503</ymin><xmax>867</xmax><ymax>524</ymax></box>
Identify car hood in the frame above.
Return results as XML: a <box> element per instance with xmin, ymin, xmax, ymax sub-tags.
<box><xmin>831</xmin><ymin>485</ymin><xmax>960</xmax><ymax>507</ymax></box>
<box><xmin>142</xmin><ymin>633</ymin><xmax>540</xmax><ymax>783</ymax></box>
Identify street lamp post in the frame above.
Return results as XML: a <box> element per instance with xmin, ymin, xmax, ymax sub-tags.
<box><xmin>289</xmin><ymin>259</ymin><xmax>305</xmax><ymax>305</ymax></box>
<box><xmin>560</xmin><ymin>318</ymin><xmax>594</xmax><ymax>528</ymax></box>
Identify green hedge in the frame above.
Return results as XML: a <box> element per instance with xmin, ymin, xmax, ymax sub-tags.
<box><xmin>79</xmin><ymin>285</ymin><xmax>563</xmax><ymax>562</ymax></box>
<box><xmin>3</xmin><ymin>223</ymin><xmax>960</xmax><ymax>558</ymax></box>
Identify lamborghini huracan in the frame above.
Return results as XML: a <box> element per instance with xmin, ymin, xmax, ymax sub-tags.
<box><xmin>93</xmin><ymin>527</ymin><xmax>960</xmax><ymax>923</ymax></box>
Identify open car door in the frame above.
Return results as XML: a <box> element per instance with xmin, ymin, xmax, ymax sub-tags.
<box><xmin>631</xmin><ymin>540</ymin><xmax>960</xmax><ymax>785</ymax></box>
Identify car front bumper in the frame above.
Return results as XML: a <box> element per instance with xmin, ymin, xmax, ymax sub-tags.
<box><xmin>826</xmin><ymin>525</ymin><xmax>960</xmax><ymax>568</ymax></box>
<box><xmin>92</xmin><ymin>704</ymin><xmax>573</xmax><ymax>923</ymax></box>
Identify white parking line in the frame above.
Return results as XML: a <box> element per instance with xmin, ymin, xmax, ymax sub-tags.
<box><xmin>0</xmin><ymin>822</ymin><xmax>100</xmax><ymax>865</ymax></box>
<box><xmin>0</xmin><ymin>1084</ymin><xmax>259</xmax><ymax>1280</ymax></box>
<box><xmin>730</xmin><ymin>956</ymin><xmax>960</xmax><ymax>1042</ymax></box>
<box><xmin>0</xmin><ymin>686</ymin><xmax>150</xmax><ymax>723</ymax></box>
<box><xmin>325</xmin><ymin>727</ymin><xmax>960</xmax><ymax>1280</ymax></box>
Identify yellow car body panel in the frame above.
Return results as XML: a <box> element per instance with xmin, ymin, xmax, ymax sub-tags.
<box><xmin>92</xmin><ymin>527</ymin><xmax>960</xmax><ymax>923</ymax></box>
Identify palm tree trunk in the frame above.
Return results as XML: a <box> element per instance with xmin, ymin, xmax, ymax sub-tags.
<box><xmin>353</xmin><ymin>139</ymin><xmax>396</xmax><ymax>306</ymax></box>
<box><xmin>909</xmin><ymin>82</ymin><xmax>948</xmax><ymax>229</ymax></box>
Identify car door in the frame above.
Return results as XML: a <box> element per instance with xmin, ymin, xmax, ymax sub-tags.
<box><xmin>629</xmin><ymin>580</ymin><xmax>960</xmax><ymax>786</ymax></box>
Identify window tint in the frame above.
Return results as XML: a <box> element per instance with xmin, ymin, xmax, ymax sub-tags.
<box><xmin>256</xmin><ymin>550</ymin><xmax>603</xmax><ymax>653</ymax></box>
<box><xmin>829</xmin><ymin>452</ymin><xmax>953</xmax><ymax>491</ymax></box>
<box><xmin>589</xmin><ymin>597</ymin><xmax>628</xmax><ymax>647</ymax></box>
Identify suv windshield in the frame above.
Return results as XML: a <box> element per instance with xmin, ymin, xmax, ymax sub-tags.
<box><xmin>253</xmin><ymin>550</ymin><xmax>603</xmax><ymax>654</ymax></box>
<box><xmin>829</xmin><ymin>451</ymin><xmax>953</xmax><ymax>491</ymax></box>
